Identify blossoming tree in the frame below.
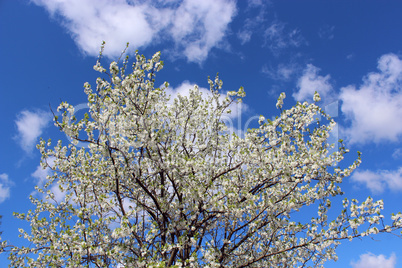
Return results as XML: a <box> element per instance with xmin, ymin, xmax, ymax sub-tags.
<box><xmin>4</xmin><ymin>47</ymin><xmax>402</xmax><ymax>267</ymax></box>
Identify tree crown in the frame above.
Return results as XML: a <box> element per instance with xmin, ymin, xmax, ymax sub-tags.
<box><xmin>4</xmin><ymin>47</ymin><xmax>402</xmax><ymax>267</ymax></box>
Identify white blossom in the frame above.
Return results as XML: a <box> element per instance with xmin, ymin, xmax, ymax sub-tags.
<box><xmin>276</xmin><ymin>92</ymin><xmax>286</xmax><ymax>109</ymax></box>
<box><xmin>313</xmin><ymin>91</ymin><xmax>321</xmax><ymax>102</ymax></box>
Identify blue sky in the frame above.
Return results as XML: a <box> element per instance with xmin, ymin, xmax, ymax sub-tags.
<box><xmin>1</xmin><ymin>0</ymin><xmax>402</xmax><ymax>267</ymax></box>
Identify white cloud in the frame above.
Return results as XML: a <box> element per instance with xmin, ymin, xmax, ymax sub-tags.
<box><xmin>293</xmin><ymin>64</ymin><xmax>333</xmax><ymax>102</ymax></box>
<box><xmin>350</xmin><ymin>252</ymin><xmax>396</xmax><ymax>268</ymax></box>
<box><xmin>170</xmin><ymin>0</ymin><xmax>236</xmax><ymax>62</ymax></box>
<box><xmin>340</xmin><ymin>53</ymin><xmax>402</xmax><ymax>144</ymax></box>
<box><xmin>0</xmin><ymin>173</ymin><xmax>13</xmax><ymax>204</ymax></box>
<box><xmin>15</xmin><ymin>110</ymin><xmax>51</xmax><ymax>153</ymax></box>
<box><xmin>351</xmin><ymin>167</ymin><xmax>402</xmax><ymax>194</ymax></box>
<box><xmin>32</xmin><ymin>0</ymin><xmax>236</xmax><ymax>63</ymax></box>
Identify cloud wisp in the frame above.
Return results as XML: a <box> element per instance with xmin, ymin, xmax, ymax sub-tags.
<box><xmin>262</xmin><ymin>62</ymin><xmax>299</xmax><ymax>81</ymax></box>
<box><xmin>236</xmin><ymin>1</ymin><xmax>267</xmax><ymax>45</ymax></box>
<box><xmin>392</xmin><ymin>148</ymin><xmax>402</xmax><ymax>159</ymax></box>
<box><xmin>264</xmin><ymin>20</ymin><xmax>306</xmax><ymax>55</ymax></box>
<box><xmin>318</xmin><ymin>25</ymin><xmax>335</xmax><ymax>40</ymax></box>
<box><xmin>32</xmin><ymin>0</ymin><xmax>237</xmax><ymax>63</ymax></box>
